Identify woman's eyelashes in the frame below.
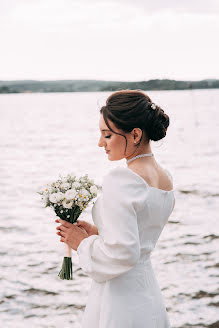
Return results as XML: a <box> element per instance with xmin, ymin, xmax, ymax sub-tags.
<box><xmin>104</xmin><ymin>135</ymin><xmax>111</xmax><ymax>139</ymax></box>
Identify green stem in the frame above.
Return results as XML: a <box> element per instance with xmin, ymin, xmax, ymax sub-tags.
<box><xmin>58</xmin><ymin>257</ymin><xmax>73</xmax><ymax>280</ymax></box>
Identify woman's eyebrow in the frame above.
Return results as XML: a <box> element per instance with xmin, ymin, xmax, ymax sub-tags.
<box><xmin>101</xmin><ymin>129</ymin><xmax>111</xmax><ymax>132</ymax></box>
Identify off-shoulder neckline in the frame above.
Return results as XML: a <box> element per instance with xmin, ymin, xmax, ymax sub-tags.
<box><xmin>118</xmin><ymin>166</ymin><xmax>174</xmax><ymax>193</ymax></box>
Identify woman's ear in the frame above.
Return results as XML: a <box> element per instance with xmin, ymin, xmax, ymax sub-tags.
<box><xmin>131</xmin><ymin>128</ymin><xmax>142</xmax><ymax>144</ymax></box>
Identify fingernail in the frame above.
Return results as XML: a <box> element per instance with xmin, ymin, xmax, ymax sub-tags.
<box><xmin>73</xmin><ymin>222</ymin><xmax>77</xmax><ymax>225</ymax></box>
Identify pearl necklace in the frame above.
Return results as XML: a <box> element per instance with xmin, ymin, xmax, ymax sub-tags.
<box><xmin>126</xmin><ymin>153</ymin><xmax>154</xmax><ymax>164</ymax></box>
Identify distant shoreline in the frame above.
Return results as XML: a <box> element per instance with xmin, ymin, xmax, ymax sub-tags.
<box><xmin>0</xmin><ymin>79</ymin><xmax>218</xmax><ymax>93</ymax></box>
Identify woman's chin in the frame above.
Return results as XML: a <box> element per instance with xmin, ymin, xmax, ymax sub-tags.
<box><xmin>107</xmin><ymin>153</ymin><xmax>114</xmax><ymax>161</ymax></box>
<box><xmin>106</xmin><ymin>152</ymin><xmax>123</xmax><ymax>161</ymax></box>
<box><xmin>107</xmin><ymin>154</ymin><xmax>120</xmax><ymax>162</ymax></box>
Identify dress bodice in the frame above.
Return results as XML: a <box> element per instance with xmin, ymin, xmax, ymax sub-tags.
<box><xmin>92</xmin><ymin>166</ymin><xmax>175</xmax><ymax>263</ymax></box>
<box><xmin>77</xmin><ymin>166</ymin><xmax>175</xmax><ymax>283</ymax></box>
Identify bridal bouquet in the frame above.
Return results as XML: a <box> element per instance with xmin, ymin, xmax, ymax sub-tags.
<box><xmin>38</xmin><ymin>173</ymin><xmax>101</xmax><ymax>280</ymax></box>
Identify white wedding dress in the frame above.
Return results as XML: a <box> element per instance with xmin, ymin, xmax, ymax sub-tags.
<box><xmin>77</xmin><ymin>166</ymin><xmax>175</xmax><ymax>328</ymax></box>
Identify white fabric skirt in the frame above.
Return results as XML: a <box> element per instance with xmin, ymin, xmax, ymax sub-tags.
<box><xmin>80</xmin><ymin>258</ymin><xmax>171</xmax><ymax>328</ymax></box>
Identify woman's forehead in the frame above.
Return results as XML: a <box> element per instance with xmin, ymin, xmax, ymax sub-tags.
<box><xmin>99</xmin><ymin>114</ymin><xmax>114</xmax><ymax>131</ymax></box>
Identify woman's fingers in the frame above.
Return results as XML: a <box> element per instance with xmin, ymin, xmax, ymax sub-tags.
<box><xmin>79</xmin><ymin>226</ymin><xmax>87</xmax><ymax>234</ymax></box>
<box><xmin>57</xmin><ymin>230</ymin><xmax>66</xmax><ymax>237</ymax></box>
<box><xmin>56</xmin><ymin>225</ymin><xmax>68</xmax><ymax>231</ymax></box>
<box><xmin>55</xmin><ymin>219</ymin><xmax>88</xmax><ymax>241</ymax></box>
<box><xmin>56</xmin><ymin>218</ymin><xmax>72</xmax><ymax>228</ymax></box>
<box><xmin>76</xmin><ymin>219</ymin><xmax>85</xmax><ymax>225</ymax></box>
<box><xmin>55</xmin><ymin>218</ymin><xmax>81</xmax><ymax>227</ymax></box>
<box><xmin>76</xmin><ymin>220</ymin><xmax>85</xmax><ymax>226</ymax></box>
<box><xmin>76</xmin><ymin>220</ymin><xmax>88</xmax><ymax>229</ymax></box>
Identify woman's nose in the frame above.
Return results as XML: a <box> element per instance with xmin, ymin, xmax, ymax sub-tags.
<box><xmin>98</xmin><ymin>136</ymin><xmax>105</xmax><ymax>148</ymax></box>
<box><xmin>98</xmin><ymin>139</ymin><xmax>103</xmax><ymax>147</ymax></box>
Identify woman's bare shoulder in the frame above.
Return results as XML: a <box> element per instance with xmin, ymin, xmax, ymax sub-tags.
<box><xmin>128</xmin><ymin>164</ymin><xmax>173</xmax><ymax>191</ymax></box>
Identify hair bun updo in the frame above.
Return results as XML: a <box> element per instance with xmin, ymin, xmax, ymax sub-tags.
<box><xmin>100</xmin><ymin>90</ymin><xmax>170</xmax><ymax>145</ymax></box>
<box><xmin>147</xmin><ymin>102</ymin><xmax>170</xmax><ymax>141</ymax></box>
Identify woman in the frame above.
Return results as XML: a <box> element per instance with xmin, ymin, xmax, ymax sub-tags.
<box><xmin>55</xmin><ymin>90</ymin><xmax>175</xmax><ymax>327</ymax></box>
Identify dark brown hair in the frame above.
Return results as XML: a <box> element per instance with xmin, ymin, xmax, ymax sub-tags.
<box><xmin>100</xmin><ymin>90</ymin><xmax>169</xmax><ymax>153</ymax></box>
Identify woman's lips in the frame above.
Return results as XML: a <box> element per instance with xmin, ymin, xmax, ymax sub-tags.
<box><xmin>105</xmin><ymin>150</ymin><xmax>110</xmax><ymax>153</ymax></box>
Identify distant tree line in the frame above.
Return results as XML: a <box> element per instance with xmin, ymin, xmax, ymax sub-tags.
<box><xmin>0</xmin><ymin>79</ymin><xmax>218</xmax><ymax>94</ymax></box>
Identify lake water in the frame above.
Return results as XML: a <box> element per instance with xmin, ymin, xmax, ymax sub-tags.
<box><xmin>0</xmin><ymin>90</ymin><xmax>218</xmax><ymax>328</ymax></box>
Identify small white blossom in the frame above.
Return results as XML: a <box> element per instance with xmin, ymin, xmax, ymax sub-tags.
<box><xmin>72</xmin><ymin>182</ymin><xmax>81</xmax><ymax>188</ymax></box>
<box><xmin>90</xmin><ymin>185</ymin><xmax>98</xmax><ymax>194</ymax></box>
<box><xmin>81</xmin><ymin>188</ymin><xmax>89</xmax><ymax>197</ymax></box>
<box><xmin>60</xmin><ymin>182</ymin><xmax>70</xmax><ymax>190</ymax></box>
<box><xmin>65</xmin><ymin>189</ymin><xmax>77</xmax><ymax>200</ymax></box>
<box><xmin>63</xmin><ymin>199</ymin><xmax>73</xmax><ymax>209</ymax></box>
<box><xmin>41</xmin><ymin>194</ymin><xmax>49</xmax><ymax>201</ymax></box>
<box><xmin>56</xmin><ymin>192</ymin><xmax>65</xmax><ymax>202</ymax></box>
<box><xmin>49</xmin><ymin>193</ymin><xmax>57</xmax><ymax>203</ymax></box>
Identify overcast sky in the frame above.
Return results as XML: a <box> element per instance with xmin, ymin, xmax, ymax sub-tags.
<box><xmin>1</xmin><ymin>0</ymin><xmax>219</xmax><ymax>81</ymax></box>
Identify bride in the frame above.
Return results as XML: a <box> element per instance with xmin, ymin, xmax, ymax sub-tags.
<box><xmin>56</xmin><ymin>90</ymin><xmax>175</xmax><ymax>327</ymax></box>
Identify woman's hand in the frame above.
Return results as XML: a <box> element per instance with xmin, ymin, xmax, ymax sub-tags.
<box><xmin>75</xmin><ymin>220</ymin><xmax>99</xmax><ymax>236</ymax></box>
<box><xmin>55</xmin><ymin>218</ymin><xmax>88</xmax><ymax>251</ymax></box>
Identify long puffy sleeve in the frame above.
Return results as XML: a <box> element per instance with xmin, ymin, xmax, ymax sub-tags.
<box><xmin>76</xmin><ymin>167</ymin><xmax>148</xmax><ymax>283</ymax></box>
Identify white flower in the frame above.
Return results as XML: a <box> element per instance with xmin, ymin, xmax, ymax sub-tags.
<box><xmin>68</xmin><ymin>172</ymin><xmax>76</xmax><ymax>178</ymax></box>
<box><xmin>80</xmin><ymin>176</ymin><xmax>87</xmax><ymax>183</ymax></box>
<box><xmin>90</xmin><ymin>185</ymin><xmax>97</xmax><ymax>194</ymax></box>
<box><xmin>60</xmin><ymin>182</ymin><xmax>70</xmax><ymax>190</ymax></box>
<box><xmin>56</xmin><ymin>192</ymin><xmax>65</xmax><ymax>202</ymax></box>
<box><xmin>49</xmin><ymin>193</ymin><xmax>58</xmax><ymax>203</ymax></box>
<box><xmin>65</xmin><ymin>189</ymin><xmax>77</xmax><ymax>200</ymax></box>
<box><xmin>45</xmin><ymin>186</ymin><xmax>53</xmax><ymax>193</ymax></box>
<box><xmin>81</xmin><ymin>188</ymin><xmax>89</xmax><ymax>197</ymax></box>
<box><xmin>42</xmin><ymin>195</ymin><xmax>49</xmax><ymax>203</ymax></box>
<box><xmin>62</xmin><ymin>199</ymin><xmax>73</xmax><ymax>209</ymax></box>
<box><xmin>72</xmin><ymin>181</ymin><xmax>81</xmax><ymax>188</ymax></box>
<box><xmin>77</xmin><ymin>201</ymin><xmax>83</xmax><ymax>207</ymax></box>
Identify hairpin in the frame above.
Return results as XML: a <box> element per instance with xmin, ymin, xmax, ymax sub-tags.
<box><xmin>151</xmin><ymin>103</ymin><xmax>156</xmax><ymax>110</ymax></box>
